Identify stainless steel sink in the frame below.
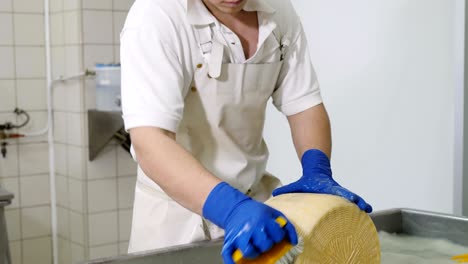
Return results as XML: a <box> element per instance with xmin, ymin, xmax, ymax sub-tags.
<box><xmin>82</xmin><ymin>209</ymin><xmax>468</xmax><ymax>264</ymax></box>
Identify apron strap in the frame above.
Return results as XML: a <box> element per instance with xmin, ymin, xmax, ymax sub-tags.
<box><xmin>195</xmin><ymin>25</ymin><xmax>214</xmax><ymax>56</ymax></box>
<box><xmin>208</xmin><ymin>41</ymin><xmax>223</xmax><ymax>78</ymax></box>
<box><xmin>194</xmin><ymin>24</ymin><xmax>223</xmax><ymax>79</ymax></box>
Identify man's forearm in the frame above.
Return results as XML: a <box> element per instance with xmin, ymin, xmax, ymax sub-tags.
<box><xmin>130</xmin><ymin>127</ymin><xmax>221</xmax><ymax>215</ymax></box>
<box><xmin>287</xmin><ymin>103</ymin><xmax>332</xmax><ymax>159</ymax></box>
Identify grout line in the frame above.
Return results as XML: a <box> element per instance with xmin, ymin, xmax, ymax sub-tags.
<box><xmin>10</xmin><ymin>7</ymin><xmax>26</xmax><ymax>263</ymax></box>
<box><xmin>77</xmin><ymin>4</ymin><xmax>92</xmax><ymax>258</ymax></box>
<box><xmin>0</xmin><ymin>77</ymin><xmax>48</xmax><ymax>81</ymax></box>
<box><xmin>0</xmin><ymin>11</ymin><xmax>44</xmax><ymax>15</ymax></box>
<box><xmin>88</xmin><ymin>241</ymin><xmax>122</xmax><ymax>249</ymax></box>
<box><xmin>112</xmin><ymin>2</ymin><xmax>117</xmax><ymax>63</ymax></box>
<box><xmin>17</xmin><ymin>173</ymin><xmax>53</xmax><ymax>178</ymax></box>
<box><xmin>18</xmin><ymin>203</ymin><xmax>51</xmax><ymax>211</ymax></box>
<box><xmin>21</xmin><ymin>235</ymin><xmax>52</xmax><ymax>241</ymax></box>
<box><xmin>0</xmin><ymin>44</ymin><xmax>46</xmax><ymax>48</ymax></box>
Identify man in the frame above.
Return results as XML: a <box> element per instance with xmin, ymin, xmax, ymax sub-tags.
<box><xmin>121</xmin><ymin>0</ymin><xmax>372</xmax><ymax>263</ymax></box>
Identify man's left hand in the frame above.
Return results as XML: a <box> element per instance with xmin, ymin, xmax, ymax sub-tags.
<box><xmin>272</xmin><ymin>149</ymin><xmax>373</xmax><ymax>213</ymax></box>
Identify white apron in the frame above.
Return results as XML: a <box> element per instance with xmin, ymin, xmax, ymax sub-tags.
<box><xmin>128</xmin><ymin>23</ymin><xmax>287</xmax><ymax>253</ymax></box>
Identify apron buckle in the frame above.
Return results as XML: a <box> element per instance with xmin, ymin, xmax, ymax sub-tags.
<box><xmin>208</xmin><ymin>41</ymin><xmax>223</xmax><ymax>79</ymax></box>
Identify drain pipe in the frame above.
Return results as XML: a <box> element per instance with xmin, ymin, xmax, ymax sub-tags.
<box><xmin>44</xmin><ymin>0</ymin><xmax>58</xmax><ymax>263</ymax></box>
<box><xmin>44</xmin><ymin>2</ymin><xmax>95</xmax><ymax>262</ymax></box>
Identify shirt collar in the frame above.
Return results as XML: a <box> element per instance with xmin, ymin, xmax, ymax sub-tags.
<box><xmin>187</xmin><ymin>0</ymin><xmax>276</xmax><ymax>25</ymax></box>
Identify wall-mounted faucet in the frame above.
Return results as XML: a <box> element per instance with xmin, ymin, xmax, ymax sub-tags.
<box><xmin>0</xmin><ymin>108</ymin><xmax>30</xmax><ymax>131</ymax></box>
<box><xmin>1</xmin><ymin>142</ymin><xmax>7</xmax><ymax>158</ymax></box>
<box><xmin>0</xmin><ymin>108</ymin><xmax>29</xmax><ymax>158</ymax></box>
<box><xmin>0</xmin><ymin>133</ymin><xmax>24</xmax><ymax>158</ymax></box>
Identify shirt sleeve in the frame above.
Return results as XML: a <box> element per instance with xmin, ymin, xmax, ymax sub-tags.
<box><xmin>272</xmin><ymin>19</ymin><xmax>322</xmax><ymax>116</ymax></box>
<box><xmin>120</xmin><ymin>23</ymin><xmax>187</xmax><ymax>133</ymax></box>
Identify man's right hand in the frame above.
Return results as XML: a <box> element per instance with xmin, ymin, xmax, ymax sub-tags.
<box><xmin>203</xmin><ymin>182</ymin><xmax>298</xmax><ymax>264</ymax></box>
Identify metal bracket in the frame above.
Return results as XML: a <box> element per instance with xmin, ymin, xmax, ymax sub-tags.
<box><xmin>87</xmin><ymin>110</ymin><xmax>129</xmax><ymax>161</ymax></box>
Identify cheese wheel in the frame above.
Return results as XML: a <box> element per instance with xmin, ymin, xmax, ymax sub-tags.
<box><xmin>265</xmin><ymin>193</ymin><xmax>380</xmax><ymax>264</ymax></box>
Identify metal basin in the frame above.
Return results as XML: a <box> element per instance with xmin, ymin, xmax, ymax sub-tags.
<box><xmin>82</xmin><ymin>209</ymin><xmax>468</xmax><ymax>264</ymax></box>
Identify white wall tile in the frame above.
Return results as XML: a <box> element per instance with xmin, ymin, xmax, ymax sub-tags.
<box><xmin>68</xmin><ymin>178</ymin><xmax>84</xmax><ymax>212</ymax></box>
<box><xmin>66</xmin><ymin>112</ymin><xmax>84</xmax><ymax>146</ymax></box>
<box><xmin>118</xmin><ymin>176</ymin><xmax>135</xmax><ymax>209</ymax></box>
<box><xmin>118</xmin><ymin>209</ymin><xmax>131</xmax><ymax>242</ymax></box>
<box><xmin>52</xmin><ymin>46</ymin><xmax>65</xmax><ymax>78</ymax></box>
<box><xmin>119</xmin><ymin>242</ymin><xmax>129</xmax><ymax>255</ymax></box>
<box><xmin>16</xmin><ymin>79</ymin><xmax>47</xmax><ymax>111</ymax></box>
<box><xmin>15</xmin><ymin>47</ymin><xmax>46</xmax><ymax>79</ymax></box>
<box><xmin>89</xmin><ymin>243</ymin><xmax>119</xmax><ymax>259</ymax></box>
<box><xmin>66</xmin><ymin>80</ymin><xmax>84</xmax><ymax>112</ymax></box>
<box><xmin>71</xmin><ymin>243</ymin><xmax>85</xmax><ymax>264</ymax></box>
<box><xmin>65</xmin><ymin>45</ymin><xmax>83</xmax><ymax>76</ymax></box>
<box><xmin>9</xmin><ymin>241</ymin><xmax>21</xmax><ymax>264</ymax></box>
<box><xmin>58</xmin><ymin>238</ymin><xmax>71</xmax><ymax>264</ymax></box>
<box><xmin>13</xmin><ymin>0</ymin><xmax>43</xmax><ymax>13</ymax></box>
<box><xmin>52</xmin><ymin>82</ymin><xmax>67</xmax><ymax>111</ymax></box>
<box><xmin>83</xmin><ymin>10</ymin><xmax>113</xmax><ymax>44</ymax></box>
<box><xmin>63</xmin><ymin>0</ymin><xmax>80</xmax><ymax>11</ymax></box>
<box><xmin>83</xmin><ymin>45</ymin><xmax>114</xmax><ymax>70</ymax></box>
<box><xmin>57</xmin><ymin>207</ymin><xmax>69</xmax><ymax>239</ymax></box>
<box><xmin>69</xmin><ymin>211</ymin><xmax>84</xmax><ymax>244</ymax></box>
<box><xmin>87</xmin><ymin>145</ymin><xmax>116</xmax><ymax>180</ymax></box>
<box><xmin>82</xmin><ymin>109</ymin><xmax>89</xmax><ymax>143</ymax></box>
<box><xmin>113</xmin><ymin>0</ymin><xmax>134</xmax><ymax>11</ymax></box>
<box><xmin>87</xmin><ymin>179</ymin><xmax>117</xmax><ymax>213</ymax></box>
<box><xmin>5</xmin><ymin>209</ymin><xmax>21</xmax><ymax>241</ymax></box>
<box><xmin>17</xmin><ymin>111</ymin><xmax>48</xmax><ymax>143</ymax></box>
<box><xmin>83</xmin><ymin>0</ymin><xmax>112</xmax><ymax>10</ymax></box>
<box><xmin>18</xmin><ymin>143</ymin><xmax>49</xmax><ymax>175</ymax></box>
<box><xmin>85</xmin><ymin>79</ymin><xmax>96</xmax><ymax>110</ymax></box>
<box><xmin>114</xmin><ymin>45</ymin><xmax>120</xmax><ymax>63</ymax></box>
<box><xmin>64</xmin><ymin>11</ymin><xmax>82</xmax><ymax>44</ymax></box>
<box><xmin>21</xmin><ymin>206</ymin><xmax>51</xmax><ymax>238</ymax></box>
<box><xmin>0</xmin><ymin>14</ymin><xmax>13</xmax><ymax>45</ymax></box>
<box><xmin>56</xmin><ymin>175</ymin><xmax>69</xmax><ymax>207</ymax></box>
<box><xmin>113</xmin><ymin>12</ymin><xmax>127</xmax><ymax>44</ymax></box>
<box><xmin>0</xmin><ymin>140</ymin><xmax>18</xmax><ymax>178</ymax></box>
<box><xmin>53</xmin><ymin>111</ymin><xmax>67</xmax><ymax>143</ymax></box>
<box><xmin>0</xmin><ymin>177</ymin><xmax>19</xmax><ymax>208</ymax></box>
<box><xmin>54</xmin><ymin>143</ymin><xmax>67</xmax><ymax>175</ymax></box>
<box><xmin>20</xmin><ymin>174</ymin><xmax>50</xmax><ymax>207</ymax></box>
<box><xmin>0</xmin><ymin>80</ymin><xmax>15</xmax><ymax>112</ymax></box>
<box><xmin>50</xmin><ymin>0</ymin><xmax>63</xmax><ymax>13</ymax></box>
<box><xmin>0</xmin><ymin>0</ymin><xmax>12</xmax><ymax>11</ymax></box>
<box><xmin>14</xmin><ymin>14</ymin><xmax>45</xmax><ymax>46</ymax></box>
<box><xmin>88</xmin><ymin>211</ymin><xmax>118</xmax><ymax>246</ymax></box>
<box><xmin>22</xmin><ymin>237</ymin><xmax>52</xmax><ymax>264</ymax></box>
<box><xmin>0</xmin><ymin>47</ymin><xmax>15</xmax><ymax>79</ymax></box>
<box><xmin>67</xmin><ymin>145</ymin><xmax>85</xmax><ymax>180</ymax></box>
<box><xmin>117</xmin><ymin>147</ymin><xmax>136</xmax><ymax>177</ymax></box>
<box><xmin>0</xmin><ymin>113</ymin><xmax>16</xmax><ymax>126</ymax></box>
<box><xmin>50</xmin><ymin>13</ymin><xmax>64</xmax><ymax>46</ymax></box>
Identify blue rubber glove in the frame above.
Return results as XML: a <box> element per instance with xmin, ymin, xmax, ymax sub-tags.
<box><xmin>203</xmin><ymin>182</ymin><xmax>298</xmax><ymax>264</ymax></box>
<box><xmin>272</xmin><ymin>149</ymin><xmax>373</xmax><ymax>213</ymax></box>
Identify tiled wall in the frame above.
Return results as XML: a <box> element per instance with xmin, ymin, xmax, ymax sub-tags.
<box><xmin>1</xmin><ymin>0</ymin><xmax>136</xmax><ymax>263</ymax></box>
<box><xmin>53</xmin><ymin>0</ymin><xmax>137</xmax><ymax>263</ymax></box>
<box><xmin>0</xmin><ymin>0</ymin><xmax>52</xmax><ymax>263</ymax></box>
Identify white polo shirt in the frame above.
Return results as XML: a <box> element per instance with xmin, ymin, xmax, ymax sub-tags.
<box><xmin>121</xmin><ymin>0</ymin><xmax>322</xmax><ymax>133</ymax></box>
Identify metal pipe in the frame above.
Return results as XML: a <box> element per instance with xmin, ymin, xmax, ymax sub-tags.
<box><xmin>44</xmin><ymin>0</ymin><xmax>58</xmax><ymax>263</ymax></box>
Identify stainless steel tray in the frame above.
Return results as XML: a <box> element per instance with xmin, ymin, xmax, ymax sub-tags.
<box><xmin>83</xmin><ymin>209</ymin><xmax>468</xmax><ymax>264</ymax></box>
<box><xmin>372</xmin><ymin>208</ymin><xmax>468</xmax><ymax>247</ymax></box>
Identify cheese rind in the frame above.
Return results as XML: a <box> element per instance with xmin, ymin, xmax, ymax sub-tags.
<box><xmin>265</xmin><ymin>193</ymin><xmax>380</xmax><ymax>264</ymax></box>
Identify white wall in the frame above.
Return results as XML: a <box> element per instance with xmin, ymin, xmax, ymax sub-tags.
<box><xmin>264</xmin><ymin>0</ymin><xmax>460</xmax><ymax>214</ymax></box>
